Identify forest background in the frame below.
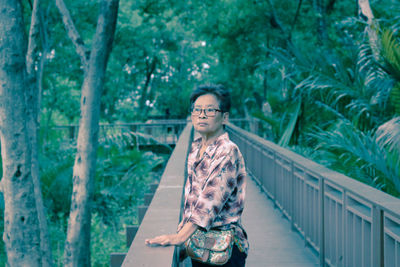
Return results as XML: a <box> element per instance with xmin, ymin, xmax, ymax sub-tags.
<box><xmin>0</xmin><ymin>0</ymin><xmax>399</xmax><ymax>266</ymax></box>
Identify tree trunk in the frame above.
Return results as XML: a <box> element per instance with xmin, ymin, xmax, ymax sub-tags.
<box><xmin>0</xmin><ymin>0</ymin><xmax>42</xmax><ymax>265</ymax></box>
<box><xmin>55</xmin><ymin>0</ymin><xmax>90</xmax><ymax>70</ymax></box>
<box><xmin>266</xmin><ymin>0</ymin><xmax>292</xmax><ymax>45</ymax></box>
<box><xmin>62</xmin><ymin>0</ymin><xmax>119</xmax><ymax>266</ymax></box>
<box><xmin>288</xmin><ymin>0</ymin><xmax>303</xmax><ymax>41</ymax></box>
<box><xmin>139</xmin><ymin>57</ymin><xmax>157</xmax><ymax>113</ymax></box>
<box><xmin>26</xmin><ymin>1</ymin><xmax>54</xmax><ymax>266</ymax></box>
<box><xmin>313</xmin><ymin>0</ymin><xmax>328</xmax><ymax>45</ymax></box>
<box><xmin>326</xmin><ymin>0</ymin><xmax>336</xmax><ymax>13</ymax></box>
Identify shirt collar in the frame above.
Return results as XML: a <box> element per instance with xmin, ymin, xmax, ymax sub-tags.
<box><xmin>193</xmin><ymin>132</ymin><xmax>230</xmax><ymax>158</ymax></box>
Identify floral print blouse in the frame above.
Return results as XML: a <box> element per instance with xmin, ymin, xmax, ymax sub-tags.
<box><xmin>179</xmin><ymin>132</ymin><xmax>249</xmax><ymax>254</ymax></box>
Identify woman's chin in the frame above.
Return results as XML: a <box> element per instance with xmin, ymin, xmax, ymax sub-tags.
<box><xmin>194</xmin><ymin>125</ymin><xmax>209</xmax><ymax>132</ymax></box>
<box><xmin>195</xmin><ymin>129</ymin><xmax>210</xmax><ymax>135</ymax></box>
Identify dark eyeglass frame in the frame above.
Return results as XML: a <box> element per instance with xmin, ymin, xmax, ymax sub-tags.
<box><xmin>191</xmin><ymin>107</ymin><xmax>223</xmax><ymax>117</ymax></box>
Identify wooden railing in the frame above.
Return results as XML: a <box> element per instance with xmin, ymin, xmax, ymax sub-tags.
<box><xmin>227</xmin><ymin>123</ymin><xmax>400</xmax><ymax>267</ymax></box>
<box><xmin>119</xmin><ymin>123</ymin><xmax>193</xmax><ymax>267</ymax></box>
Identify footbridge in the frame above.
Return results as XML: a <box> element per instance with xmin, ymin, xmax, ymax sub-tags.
<box><xmin>106</xmin><ymin>119</ymin><xmax>400</xmax><ymax>267</ymax></box>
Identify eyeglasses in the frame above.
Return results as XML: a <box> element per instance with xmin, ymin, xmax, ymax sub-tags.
<box><xmin>191</xmin><ymin>107</ymin><xmax>222</xmax><ymax>117</ymax></box>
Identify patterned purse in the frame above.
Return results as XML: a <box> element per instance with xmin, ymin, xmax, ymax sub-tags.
<box><xmin>185</xmin><ymin>228</ymin><xmax>234</xmax><ymax>265</ymax></box>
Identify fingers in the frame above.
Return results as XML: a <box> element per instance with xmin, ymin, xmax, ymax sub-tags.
<box><xmin>145</xmin><ymin>235</ymin><xmax>170</xmax><ymax>247</ymax></box>
<box><xmin>145</xmin><ymin>241</ymin><xmax>161</xmax><ymax>247</ymax></box>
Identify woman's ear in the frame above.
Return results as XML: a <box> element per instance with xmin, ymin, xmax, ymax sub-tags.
<box><xmin>222</xmin><ymin>112</ymin><xmax>229</xmax><ymax>124</ymax></box>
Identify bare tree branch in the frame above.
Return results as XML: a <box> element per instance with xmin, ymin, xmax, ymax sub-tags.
<box><xmin>55</xmin><ymin>0</ymin><xmax>89</xmax><ymax>69</ymax></box>
<box><xmin>26</xmin><ymin>1</ymin><xmax>54</xmax><ymax>266</ymax></box>
<box><xmin>139</xmin><ymin>56</ymin><xmax>157</xmax><ymax>111</ymax></box>
<box><xmin>266</xmin><ymin>0</ymin><xmax>285</xmax><ymax>34</ymax></box>
<box><xmin>63</xmin><ymin>0</ymin><xmax>120</xmax><ymax>265</ymax></box>
<box><xmin>266</xmin><ymin>0</ymin><xmax>292</xmax><ymax>45</ymax></box>
<box><xmin>37</xmin><ymin>5</ymin><xmax>51</xmax><ymax>111</ymax></box>
<box><xmin>289</xmin><ymin>0</ymin><xmax>303</xmax><ymax>40</ymax></box>
<box><xmin>26</xmin><ymin>1</ymin><xmax>41</xmax><ymax>74</ymax></box>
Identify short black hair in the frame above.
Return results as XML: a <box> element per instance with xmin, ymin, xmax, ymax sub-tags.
<box><xmin>189</xmin><ymin>84</ymin><xmax>231</xmax><ymax>113</ymax></box>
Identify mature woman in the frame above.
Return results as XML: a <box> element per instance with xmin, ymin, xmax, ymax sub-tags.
<box><xmin>145</xmin><ymin>84</ymin><xmax>249</xmax><ymax>266</ymax></box>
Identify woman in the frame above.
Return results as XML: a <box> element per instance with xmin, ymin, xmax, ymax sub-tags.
<box><xmin>145</xmin><ymin>84</ymin><xmax>249</xmax><ymax>266</ymax></box>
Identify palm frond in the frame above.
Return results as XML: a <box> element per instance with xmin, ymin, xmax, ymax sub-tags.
<box><xmin>99</xmin><ymin>128</ymin><xmax>172</xmax><ymax>152</ymax></box>
<box><xmin>376</xmin><ymin>116</ymin><xmax>400</xmax><ymax>154</ymax></box>
<box><xmin>278</xmin><ymin>98</ymin><xmax>301</xmax><ymax>147</ymax></box>
<box><xmin>314</xmin><ymin>100</ymin><xmax>346</xmax><ymax>120</ymax></box>
<box><xmin>252</xmin><ymin>111</ymin><xmax>280</xmax><ymax>140</ymax></box>
<box><xmin>308</xmin><ymin>120</ymin><xmax>400</xmax><ymax>194</ymax></box>
<box><xmin>380</xmin><ymin>29</ymin><xmax>400</xmax><ymax>81</ymax></box>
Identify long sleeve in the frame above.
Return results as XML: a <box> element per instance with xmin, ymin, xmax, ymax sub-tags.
<box><xmin>187</xmin><ymin>146</ymin><xmax>243</xmax><ymax>230</ymax></box>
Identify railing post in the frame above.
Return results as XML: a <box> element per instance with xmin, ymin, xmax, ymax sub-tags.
<box><xmin>290</xmin><ymin>161</ymin><xmax>295</xmax><ymax>230</ymax></box>
<box><xmin>273</xmin><ymin>152</ymin><xmax>277</xmax><ymax>208</ymax></box>
<box><xmin>144</xmin><ymin>193</ymin><xmax>153</xmax><ymax>206</ymax></box>
<box><xmin>138</xmin><ymin>205</ymin><xmax>147</xmax><ymax>224</ymax></box>
<box><xmin>342</xmin><ymin>190</ymin><xmax>348</xmax><ymax>267</ymax></box>
<box><xmin>149</xmin><ymin>182</ymin><xmax>159</xmax><ymax>194</ymax></box>
<box><xmin>69</xmin><ymin>126</ymin><xmax>75</xmax><ymax>140</ymax></box>
<box><xmin>319</xmin><ymin>177</ymin><xmax>325</xmax><ymax>266</ymax></box>
<box><xmin>259</xmin><ymin>147</ymin><xmax>264</xmax><ymax>190</ymax></box>
<box><xmin>110</xmin><ymin>253</ymin><xmax>126</xmax><ymax>267</ymax></box>
<box><xmin>126</xmin><ymin>225</ymin><xmax>139</xmax><ymax>247</ymax></box>
<box><xmin>372</xmin><ymin>206</ymin><xmax>383</xmax><ymax>267</ymax></box>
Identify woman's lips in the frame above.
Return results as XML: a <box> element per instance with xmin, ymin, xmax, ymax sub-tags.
<box><xmin>197</xmin><ymin>123</ymin><xmax>208</xmax><ymax>126</ymax></box>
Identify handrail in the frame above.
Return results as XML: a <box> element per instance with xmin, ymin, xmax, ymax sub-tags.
<box><xmin>122</xmin><ymin>123</ymin><xmax>193</xmax><ymax>267</ymax></box>
<box><xmin>51</xmin><ymin>120</ymin><xmax>189</xmax><ymax>128</ymax></box>
<box><xmin>226</xmin><ymin>122</ymin><xmax>400</xmax><ymax>267</ymax></box>
<box><xmin>48</xmin><ymin>120</ymin><xmax>189</xmax><ymax>145</ymax></box>
<box><xmin>48</xmin><ymin>119</ymin><xmax>256</xmax><ymax>146</ymax></box>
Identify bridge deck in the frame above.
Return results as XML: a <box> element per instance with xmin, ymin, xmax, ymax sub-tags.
<box><xmin>243</xmin><ymin>176</ymin><xmax>319</xmax><ymax>267</ymax></box>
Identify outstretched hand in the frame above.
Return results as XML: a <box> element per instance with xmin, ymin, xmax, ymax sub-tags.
<box><xmin>145</xmin><ymin>234</ymin><xmax>183</xmax><ymax>247</ymax></box>
<box><xmin>145</xmin><ymin>222</ymin><xmax>197</xmax><ymax>247</ymax></box>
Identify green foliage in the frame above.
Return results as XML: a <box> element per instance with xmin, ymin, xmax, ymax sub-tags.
<box><xmin>306</xmin><ymin>120</ymin><xmax>400</xmax><ymax>195</ymax></box>
<box><xmin>39</xmin><ymin>0</ymin><xmax>196</xmax><ymax>124</ymax></box>
<box><xmin>380</xmin><ymin>30</ymin><xmax>400</xmax><ymax>80</ymax></box>
<box><xmin>90</xmin><ymin>132</ymin><xmax>168</xmax><ymax>265</ymax></box>
<box><xmin>240</xmin><ymin>1</ymin><xmax>400</xmax><ymax>196</ymax></box>
<box><xmin>94</xmin><ymin>133</ymin><xmax>167</xmax><ymax>226</ymax></box>
<box><xmin>379</xmin><ymin>29</ymin><xmax>400</xmax><ymax>114</ymax></box>
<box><xmin>40</xmin><ymin>142</ymin><xmax>75</xmax><ymax>220</ymax></box>
<box><xmin>90</xmin><ymin>213</ymin><xmax>127</xmax><ymax>267</ymax></box>
<box><xmin>99</xmin><ymin>0</ymin><xmax>199</xmax><ymax>121</ymax></box>
<box><xmin>376</xmin><ymin>116</ymin><xmax>400</xmax><ymax>171</ymax></box>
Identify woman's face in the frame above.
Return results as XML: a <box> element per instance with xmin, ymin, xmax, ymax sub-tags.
<box><xmin>191</xmin><ymin>94</ymin><xmax>228</xmax><ymax>135</ymax></box>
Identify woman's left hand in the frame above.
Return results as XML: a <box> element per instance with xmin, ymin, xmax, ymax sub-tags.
<box><xmin>145</xmin><ymin>234</ymin><xmax>183</xmax><ymax>246</ymax></box>
<box><xmin>145</xmin><ymin>222</ymin><xmax>197</xmax><ymax>247</ymax></box>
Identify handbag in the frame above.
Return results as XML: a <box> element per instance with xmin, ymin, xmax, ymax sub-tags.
<box><xmin>185</xmin><ymin>228</ymin><xmax>234</xmax><ymax>265</ymax></box>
